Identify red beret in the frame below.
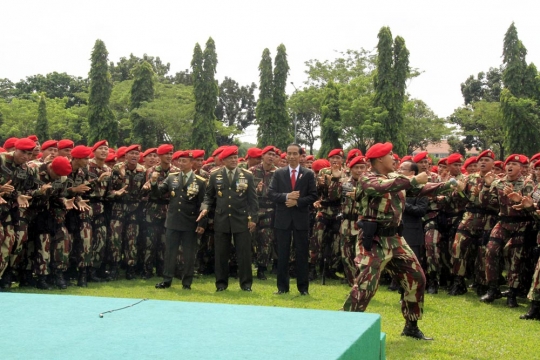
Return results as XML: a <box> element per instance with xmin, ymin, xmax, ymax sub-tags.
<box><xmin>92</xmin><ymin>140</ymin><xmax>109</xmax><ymax>152</ymax></box>
<box><xmin>41</xmin><ymin>140</ymin><xmax>58</xmax><ymax>151</ymax></box>
<box><xmin>477</xmin><ymin>150</ymin><xmax>494</xmax><ymax>160</ymax></box>
<box><xmin>27</xmin><ymin>135</ymin><xmax>39</xmax><ymax>142</ymax></box>
<box><xmin>412</xmin><ymin>151</ymin><xmax>428</xmax><ymax>163</ymax></box>
<box><xmin>400</xmin><ymin>155</ymin><xmax>413</xmax><ymax>164</ymax></box>
<box><xmin>463</xmin><ymin>156</ymin><xmax>477</xmax><ymax>169</ymax></box>
<box><xmin>530</xmin><ymin>153</ymin><xmax>540</xmax><ymax>162</ymax></box>
<box><xmin>205</xmin><ymin>156</ymin><xmax>214</xmax><ymax>164</ymax></box>
<box><xmin>0</xmin><ymin>147</ymin><xmax>5</xmax><ymax>153</ymax></box>
<box><xmin>192</xmin><ymin>150</ymin><xmax>205</xmax><ymax>159</ymax></box>
<box><xmin>365</xmin><ymin>142</ymin><xmax>393</xmax><ymax>160</ymax></box>
<box><xmin>437</xmin><ymin>157</ymin><xmax>447</xmax><ymax>165</ymax></box>
<box><xmin>493</xmin><ymin>161</ymin><xmax>504</xmax><ymax>169</ymax></box>
<box><xmin>534</xmin><ymin>161</ymin><xmax>540</xmax><ymax>169</ymax></box>
<box><xmin>138</xmin><ymin>153</ymin><xmax>145</xmax><ymax>163</ymax></box>
<box><xmin>447</xmin><ymin>153</ymin><xmax>464</xmax><ymax>165</ymax></box>
<box><xmin>349</xmin><ymin>155</ymin><xmax>367</xmax><ymax>168</ymax></box>
<box><xmin>125</xmin><ymin>145</ymin><xmax>141</xmax><ymax>154</ymax></box>
<box><xmin>58</xmin><ymin>139</ymin><xmax>74</xmax><ymax>150</ymax></box>
<box><xmin>431</xmin><ymin>165</ymin><xmax>439</xmax><ymax>173</ymax></box>
<box><xmin>212</xmin><ymin>146</ymin><xmax>226</xmax><ymax>157</ymax></box>
<box><xmin>247</xmin><ymin>147</ymin><xmax>262</xmax><ymax>158</ymax></box>
<box><xmin>143</xmin><ymin>148</ymin><xmax>157</xmax><ymax>157</ymax></box>
<box><xmin>105</xmin><ymin>152</ymin><xmax>116</xmax><ymax>162</ymax></box>
<box><xmin>14</xmin><ymin>138</ymin><xmax>36</xmax><ymax>151</ymax></box>
<box><xmin>50</xmin><ymin>156</ymin><xmax>72</xmax><ymax>176</ymax></box>
<box><xmin>157</xmin><ymin>144</ymin><xmax>174</xmax><ymax>155</ymax></box>
<box><xmin>3</xmin><ymin>137</ymin><xmax>18</xmax><ymax>149</ymax></box>
<box><xmin>116</xmin><ymin>146</ymin><xmax>128</xmax><ymax>158</ymax></box>
<box><xmin>504</xmin><ymin>154</ymin><xmax>529</xmax><ymax>167</ymax></box>
<box><xmin>312</xmin><ymin>159</ymin><xmax>330</xmax><ymax>172</ymax></box>
<box><xmin>306</xmin><ymin>155</ymin><xmax>314</xmax><ymax>161</ymax></box>
<box><xmin>346</xmin><ymin>149</ymin><xmax>362</xmax><ymax>164</ymax></box>
<box><xmin>219</xmin><ymin>146</ymin><xmax>239</xmax><ymax>160</ymax></box>
<box><xmin>393</xmin><ymin>154</ymin><xmax>400</xmax><ymax>162</ymax></box>
<box><xmin>238</xmin><ymin>157</ymin><xmax>245</xmax><ymax>162</ymax></box>
<box><xmin>261</xmin><ymin>146</ymin><xmax>278</xmax><ymax>155</ymax></box>
<box><xmin>37</xmin><ymin>153</ymin><xmax>43</xmax><ymax>159</ymax></box>
<box><xmin>327</xmin><ymin>149</ymin><xmax>344</xmax><ymax>158</ymax></box>
<box><xmin>71</xmin><ymin>145</ymin><xmax>92</xmax><ymax>159</ymax></box>
<box><xmin>280</xmin><ymin>153</ymin><xmax>287</xmax><ymax>159</ymax></box>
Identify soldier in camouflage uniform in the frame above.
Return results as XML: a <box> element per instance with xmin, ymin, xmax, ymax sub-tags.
<box><xmin>309</xmin><ymin>149</ymin><xmax>347</xmax><ymax>281</ymax></box>
<box><xmin>107</xmin><ymin>145</ymin><xmax>147</xmax><ymax>280</ymax></box>
<box><xmin>480</xmin><ymin>154</ymin><xmax>535</xmax><ymax>307</ymax></box>
<box><xmin>0</xmin><ymin>139</ymin><xmax>41</xmax><ymax>290</ymax></box>
<box><xmin>448</xmin><ymin>150</ymin><xmax>498</xmax><ymax>296</ymax></box>
<box><xmin>249</xmin><ymin>145</ymin><xmax>277</xmax><ymax>280</ymax></box>
<box><xmin>141</xmin><ymin>144</ymin><xmax>178</xmax><ymax>279</ymax></box>
<box><xmin>342</xmin><ymin>142</ymin><xmax>458</xmax><ymax>340</ymax></box>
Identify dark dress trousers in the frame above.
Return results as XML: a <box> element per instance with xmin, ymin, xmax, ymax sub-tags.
<box><xmin>268</xmin><ymin>166</ymin><xmax>318</xmax><ymax>293</ymax></box>
<box><xmin>151</xmin><ymin>172</ymin><xmax>207</xmax><ymax>286</ymax></box>
<box><xmin>402</xmin><ymin>196</ymin><xmax>429</xmax><ymax>262</ymax></box>
<box><xmin>201</xmin><ymin>167</ymin><xmax>259</xmax><ymax>290</ymax></box>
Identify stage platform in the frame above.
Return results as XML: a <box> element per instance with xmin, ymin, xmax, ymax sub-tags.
<box><xmin>2</xmin><ymin>293</ymin><xmax>385</xmax><ymax>359</ymax></box>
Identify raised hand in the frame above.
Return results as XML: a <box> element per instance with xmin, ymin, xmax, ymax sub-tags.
<box><xmin>76</xmin><ymin>199</ymin><xmax>91</xmax><ymax>212</ymax></box>
<box><xmin>39</xmin><ymin>183</ymin><xmax>52</xmax><ymax>194</ymax></box>
<box><xmin>114</xmin><ymin>185</ymin><xmax>128</xmax><ymax>197</ymax></box>
<box><xmin>17</xmin><ymin>195</ymin><xmax>32</xmax><ymax>208</ymax></box>
<box><xmin>414</xmin><ymin>172</ymin><xmax>428</xmax><ymax>184</ymax></box>
<box><xmin>70</xmin><ymin>184</ymin><xmax>91</xmax><ymax>194</ymax></box>
<box><xmin>142</xmin><ymin>181</ymin><xmax>152</xmax><ymax>191</ymax></box>
<box><xmin>0</xmin><ymin>180</ymin><xmax>14</xmax><ymax>194</ymax></box>
<box><xmin>331</xmin><ymin>163</ymin><xmax>342</xmax><ymax>179</ymax></box>
<box><xmin>483</xmin><ymin>172</ymin><xmax>495</xmax><ymax>186</ymax></box>
<box><xmin>64</xmin><ymin>198</ymin><xmax>76</xmax><ymax>210</ymax></box>
<box><xmin>503</xmin><ymin>184</ymin><xmax>514</xmax><ymax>196</ymax></box>
<box><xmin>98</xmin><ymin>171</ymin><xmax>111</xmax><ymax>182</ymax></box>
<box><xmin>507</xmin><ymin>192</ymin><xmax>522</xmax><ymax>203</ymax></box>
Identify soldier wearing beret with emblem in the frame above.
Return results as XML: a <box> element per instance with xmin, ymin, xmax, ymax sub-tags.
<box><xmin>198</xmin><ymin>146</ymin><xmax>258</xmax><ymax>292</ymax></box>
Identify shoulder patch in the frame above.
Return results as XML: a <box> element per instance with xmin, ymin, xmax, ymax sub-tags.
<box><xmin>169</xmin><ymin>172</ymin><xmax>180</xmax><ymax>176</ymax></box>
<box><xmin>210</xmin><ymin>167</ymin><xmax>222</xmax><ymax>173</ymax></box>
<box><xmin>195</xmin><ymin>175</ymin><xmax>206</xmax><ymax>182</ymax></box>
<box><xmin>240</xmin><ymin>168</ymin><xmax>252</xmax><ymax>174</ymax></box>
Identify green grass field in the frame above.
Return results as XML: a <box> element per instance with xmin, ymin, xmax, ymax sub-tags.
<box><xmin>10</xmin><ymin>272</ymin><xmax>540</xmax><ymax>360</ymax></box>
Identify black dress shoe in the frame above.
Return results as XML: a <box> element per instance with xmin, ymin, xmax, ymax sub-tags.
<box><xmin>274</xmin><ymin>290</ymin><xmax>289</xmax><ymax>295</ymax></box>
<box><xmin>401</xmin><ymin>321</ymin><xmax>433</xmax><ymax>340</ymax></box>
<box><xmin>216</xmin><ymin>287</ymin><xmax>226</xmax><ymax>292</ymax></box>
<box><xmin>300</xmin><ymin>291</ymin><xmax>309</xmax><ymax>296</ymax></box>
<box><xmin>155</xmin><ymin>281</ymin><xmax>172</xmax><ymax>289</ymax></box>
<box><xmin>242</xmin><ymin>287</ymin><xmax>252</xmax><ymax>292</ymax></box>
<box><xmin>182</xmin><ymin>285</ymin><xmax>191</xmax><ymax>290</ymax></box>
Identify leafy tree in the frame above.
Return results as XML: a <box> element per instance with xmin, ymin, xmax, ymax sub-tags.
<box><xmin>460</xmin><ymin>67</ymin><xmax>502</xmax><ymax>104</ymax></box>
<box><xmin>12</xmin><ymin>72</ymin><xmax>88</xmax><ymax>107</ymax></box>
<box><xmin>272</xmin><ymin>44</ymin><xmax>292</xmax><ymax>149</ymax></box>
<box><xmin>130</xmin><ymin>61</ymin><xmax>156</xmax><ymax>148</ymax></box>
<box><xmin>35</xmin><ymin>95</ymin><xmax>49</xmax><ymax>140</ymax></box>
<box><xmin>110</xmin><ymin>54</ymin><xmax>170</xmax><ymax>83</ymax></box>
<box><xmin>288</xmin><ymin>86</ymin><xmax>322</xmax><ymax>154</ymax></box>
<box><xmin>317</xmin><ymin>81</ymin><xmax>342</xmax><ymax>158</ymax></box>
<box><xmin>215</xmin><ymin>77</ymin><xmax>256</xmax><ymax>145</ymax></box>
<box><xmin>502</xmin><ymin>22</ymin><xmax>528</xmax><ymax>97</ymax></box>
<box><xmin>165</xmin><ymin>70</ymin><xmax>193</xmax><ymax>86</ymax></box>
<box><xmin>447</xmin><ymin>136</ymin><xmax>466</xmax><ymax>156</ymax></box>
<box><xmin>87</xmin><ymin>39</ymin><xmax>117</xmax><ymax>146</ymax></box>
<box><xmin>190</xmin><ymin>38</ymin><xmax>218</xmax><ymax>153</ymax></box>
<box><xmin>0</xmin><ymin>78</ymin><xmax>15</xmax><ymax>99</ymax></box>
<box><xmin>256</xmin><ymin>48</ymin><xmax>274</xmax><ymax>147</ymax></box>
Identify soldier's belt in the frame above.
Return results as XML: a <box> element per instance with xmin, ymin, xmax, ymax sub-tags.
<box><xmin>320</xmin><ymin>200</ymin><xmax>341</xmax><ymax>207</ymax></box>
<box><xmin>376</xmin><ymin>226</ymin><xmax>399</xmax><ymax>237</ymax></box>
<box><xmin>342</xmin><ymin>214</ymin><xmax>358</xmax><ymax>221</ymax></box>
<box><xmin>466</xmin><ymin>208</ymin><xmax>497</xmax><ymax>216</ymax></box>
<box><xmin>499</xmin><ymin>216</ymin><xmax>533</xmax><ymax>223</ymax></box>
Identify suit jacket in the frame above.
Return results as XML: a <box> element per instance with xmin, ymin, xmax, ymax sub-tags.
<box><xmin>402</xmin><ymin>196</ymin><xmax>428</xmax><ymax>247</ymax></box>
<box><xmin>151</xmin><ymin>172</ymin><xmax>207</xmax><ymax>231</ymax></box>
<box><xmin>268</xmin><ymin>166</ymin><xmax>318</xmax><ymax>231</ymax></box>
<box><xmin>201</xmin><ymin>167</ymin><xmax>258</xmax><ymax>233</ymax></box>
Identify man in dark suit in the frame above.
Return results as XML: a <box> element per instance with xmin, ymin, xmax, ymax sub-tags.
<box><xmin>146</xmin><ymin>151</ymin><xmax>207</xmax><ymax>290</ymax></box>
<box><xmin>198</xmin><ymin>146</ymin><xmax>258</xmax><ymax>292</ymax></box>
<box><xmin>268</xmin><ymin>144</ymin><xmax>318</xmax><ymax>295</ymax></box>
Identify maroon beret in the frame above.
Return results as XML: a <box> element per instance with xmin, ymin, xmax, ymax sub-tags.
<box><xmin>365</xmin><ymin>142</ymin><xmax>393</xmax><ymax>160</ymax></box>
<box><xmin>327</xmin><ymin>149</ymin><xmax>344</xmax><ymax>158</ymax></box>
<box><xmin>312</xmin><ymin>159</ymin><xmax>331</xmax><ymax>172</ymax></box>
<box><xmin>306</xmin><ymin>155</ymin><xmax>314</xmax><ymax>161</ymax></box>
<box><xmin>92</xmin><ymin>140</ymin><xmax>109</xmax><ymax>152</ymax></box>
<box><xmin>437</xmin><ymin>157</ymin><xmax>448</xmax><ymax>165</ymax></box>
<box><xmin>219</xmin><ymin>146</ymin><xmax>239</xmax><ymax>160</ymax></box>
<box><xmin>157</xmin><ymin>144</ymin><xmax>174</xmax><ymax>155</ymax></box>
<box><xmin>413</xmin><ymin>151</ymin><xmax>428</xmax><ymax>163</ymax></box>
<box><xmin>349</xmin><ymin>156</ymin><xmax>368</xmax><ymax>168</ymax></box>
<box><xmin>280</xmin><ymin>153</ymin><xmax>287</xmax><ymax>159</ymax></box>
<box><xmin>14</xmin><ymin>138</ymin><xmax>36</xmax><ymax>151</ymax></box>
<box><xmin>41</xmin><ymin>140</ymin><xmax>58</xmax><ymax>151</ymax></box>
<box><xmin>116</xmin><ymin>146</ymin><xmax>128</xmax><ymax>158</ymax></box>
<box><xmin>400</xmin><ymin>155</ymin><xmax>413</xmax><ymax>164</ymax></box>
<box><xmin>58</xmin><ymin>139</ymin><xmax>74</xmax><ymax>150</ymax></box>
<box><xmin>204</xmin><ymin>156</ymin><xmax>214</xmax><ymax>164</ymax></box>
<box><xmin>447</xmin><ymin>153</ymin><xmax>465</xmax><ymax>165</ymax></box>
<box><xmin>393</xmin><ymin>154</ymin><xmax>400</xmax><ymax>162</ymax></box>
<box><xmin>172</xmin><ymin>151</ymin><xmax>183</xmax><ymax>161</ymax></box>
<box><xmin>125</xmin><ymin>144</ymin><xmax>141</xmax><ymax>154</ymax></box>
<box><xmin>534</xmin><ymin>161</ymin><xmax>540</xmax><ymax>169</ymax></box>
<box><xmin>3</xmin><ymin>137</ymin><xmax>19</xmax><ymax>149</ymax></box>
<box><xmin>192</xmin><ymin>150</ymin><xmax>205</xmax><ymax>159</ymax></box>
<box><xmin>431</xmin><ymin>166</ymin><xmax>439</xmax><ymax>173</ymax></box>
<box><xmin>477</xmin><ymin>150</ymin><xmax>494</xmax><ymax>160</ymax></box>
<box><xmin>105</xmin><ymin>152</ymin><xmax>116</xmax><ymax>162</ymax></box>
<box><xmin>530</xmin><ymin>153</ymin><xmax>540</xmax><ymax>162</ymax></box>
<box><xmin>0</xmin><ymin>147</ymin><xmax>5</xmax><ymax>153</ymax></box>
<box><xmin>71</xmin><ymin>145</ymin><xmax>92</xmax><ymax>159</ymax></box>
<box><xmin>494</xmin><ymin>161</ymin><xmax>504</xmax><ymax>169</ymax></box>
<box><xmin>504</xmin><ymin>154</ymin><xmax>529</xmax><ymax>167</ymax></box>
<box><xmin>261</xmin><ymin>146</ymin><xmax>277</xmax><ymax>155</ymax></box>
<box><xmin>50</xmin><ymin>156</ymin><xmax>72</xmax><ymax>176</ymax></box>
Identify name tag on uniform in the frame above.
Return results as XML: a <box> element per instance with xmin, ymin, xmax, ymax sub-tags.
<box><xmin>2</xmin><ymin>165</ymin><xmax>12</xmax><ymax>175</ymax></box>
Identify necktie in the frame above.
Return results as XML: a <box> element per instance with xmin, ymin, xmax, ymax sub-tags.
<box><xmin>228</xmin><ymin>170</ymin><xmax>233</xmax><ymax>184</ymax></box>
<box><xmin>182</xmin><ymin>173</ymin><xmax>187</xmax><ymax>187</ymax></box>
<box><xmin>291</xmin><ymin>169</ymin><xmax>296</xmax><ymax>189</ymax></box>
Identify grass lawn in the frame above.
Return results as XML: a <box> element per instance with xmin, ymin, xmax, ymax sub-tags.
<box><xmin>11</xmin><ymin>272</ymin><xmax>540</xmax><ymax>360</ymax></box>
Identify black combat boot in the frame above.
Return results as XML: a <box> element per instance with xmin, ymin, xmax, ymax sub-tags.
<box><xmin>36</xmin><ymin>275</ymin><xmax>53</xmax><ymax>290</ymax></box>
<box><xmin>427</xmin><ymin>272</ymin><xmax>439</xmax><ymax>294</ymax></box>
<box><xmin>257</xmin><ymin>266</ymin><xmax>267</xmax><ymax>280</ymax></box>
<box><xmin>520</xmin><ymin>301</ymin><xmax>540</xmax><ymax>320</ymax></box>
<box><xmin>55</xmin><ymin>271</ymin><xmax>67</xmax><ymax>290</ymax></box>
<box><xmin>308</xmin><ymin>264</ymin><xmax>317</xmax><ymax>282</ymax></box>
<box><xmin>19</xmin><ymin>270</ymin><xmax>36</xmax><ymax>287</ymax></box>
<box><xmin>107</xmin><ymin>264</ymin><xmax>119</xmax><ymax>281</ymax></box>
<box><xmin>448</xmin><ymin>276</ymin><xmax>467</xmax><ymax>296</ymax></box>
<box><xmin>480</xmin><ymin>283</ymin><xmax>502</xmax><ymax>303</ymax></box>
<box><xmin>87</xmin><ymin>267</ymin><xmax>102</xmax><ymax>282</ymax></box>
<box><xmin>506</xmin><ymin>287</ymin><xmax>518</xmax><ymax>308</ymax></box>
<box><xmin>77</xmin><ymin>268</ymin><xmax>87</xmax><ymax>287</ymax></box>
<box><xmin>0</xmin><ymin>268</ymin><xmax>13</xmax><ymax>289</ymax></box>
<box><xmin>125</xmin><ymin>265</ymin><xmax>136</xmax><ymax>280</ymax></box>
<box><xmin>388</xmin><ymin>278</ymin><xmax>400</xmax><ymax>291</ymax></box>
<box><xmin>401</xmin><ymin>320</ymin><xmax>433</xmax><ymax>340</ymax></box>
<box><xmin>476</xmin><ymin>284</ymin><xmax>488</xmax><ymax>297</ymax></box>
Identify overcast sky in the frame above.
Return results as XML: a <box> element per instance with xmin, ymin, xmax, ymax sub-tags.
<box><xmin>2</xmin><ymin>0</ymin><xmax>539</xmax><ymax>142</ymax></box>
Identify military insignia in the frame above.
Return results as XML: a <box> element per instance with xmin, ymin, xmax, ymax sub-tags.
<box><xmin>16</xmin><ymin>171</ymin><xmax>28</xmax><ymax>179</ymax></box>
<box><xmin>515</xmin><ymin>155</ymin><xmax>520</xmax><ymax>161</ymax></box>
<box><xmin>171</xmin><ymin>191</ymin><xmax>175</xmax><ymax>197</ymax></box>
<box><xmin>1</xmin><ymin>165</ymin><xmax>12</xmax><ymax>175</ymax></box>
<box><xmin>487</xmin><ymin>151</ymin><xmax>492</xmax><ymax>157</ymax></box>
<box><xmin>218</xmin><ymin>190</ymin><xmax>222</xmax><ymax>197</ymax></box>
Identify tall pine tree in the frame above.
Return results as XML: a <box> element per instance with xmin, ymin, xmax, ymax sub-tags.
<box><xmin>130</xmin><ymin>61</ymin><xmax>155</xmax><ymax>149</ymax></box>
<box><xmin>272</xmin><ymin>44</ymin><xmax>292</xmax><ymax>149</ymax></box>
<box><xmin>191</xmin><ymin>38</ymin><xmax>218</xmax><ymax>153</ymax></box>
<box><xmin>317</xmin><ymin>81</ymin><xmax>342</xmax><ymax>158</ymax></box>
<box><xmin>35</xmin><ymin>95</ymin><xmax>49</xmax><ymax>141</ymax></box>
<box><xmin>256</xmin><ymin>48</ymin><xmax>274</xmax><ymax>148</ymax></box>
<box><xmin>87</xmin><ymin>39</ymin><xmax>117</xmax><ymax>146</ymax></box>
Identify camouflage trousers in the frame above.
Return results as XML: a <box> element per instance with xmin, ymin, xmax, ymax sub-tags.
<box><xmin>109</xmin><ymin>204</ymin><xmax>139</xmax><ymax>266</ymax></box>
<box><xmin>309</xmin><ymin>210</ymin><xmax>341</xmax><ymax>270</ymax></box>
<box><xmin>451</xmin><ymin>227</ymin><xmax>483</xmax><ymax>277</ymax></box>
<box><xmin>527</xmin><ymin>255</ymin><xmax>540</xmax><ymax>301</ymax></box>
<box><xmin>72</xmin><ymin>212</ymin><xmax>92</xmax><ymax>269</ymax></box>
<box><xmin>143</xmin><ymin>218</ymin><xmax>166</xmax><ymax>274</ymax></box>
<box><xmin>51</xmin><ymin>225</ymin><xmax>71</xmax><ymax>271</ymax></box>
<box><xmin>255</xmin><ymin>224</ymin><xmax>275</xmax><ymax>269</ymax></box>
<box><xmin>485</xmin><ymin>222</ymin><xmax>528</xmax><ymax>288</ymax></box>
<box><xmin>424</xmin><ymin>220</ymin><xmax>441</xmax><ymax>273</ymax></box>
<box><xmin>343</xmin><ymin>235</ymin><xmax>426</xmax><ymax>321</ymax></box>
<box><xmin>0</xmin><ymin>212</ymin><xmax>15</xmax><ymax>278</ymax></box>
<box><xmin>9</xmin><ymin>208</ymin><xmax>33</xmax><ymax>270</ymax></box>
<box><xmin>90</xmin><ymin>211</ymin><xmax>108</xmax><ymax>269</ymax></box>
<box><xmin>340</xmin><ymin>220</ymin><xmax>360</xmax><ymax>286</ymax></box>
